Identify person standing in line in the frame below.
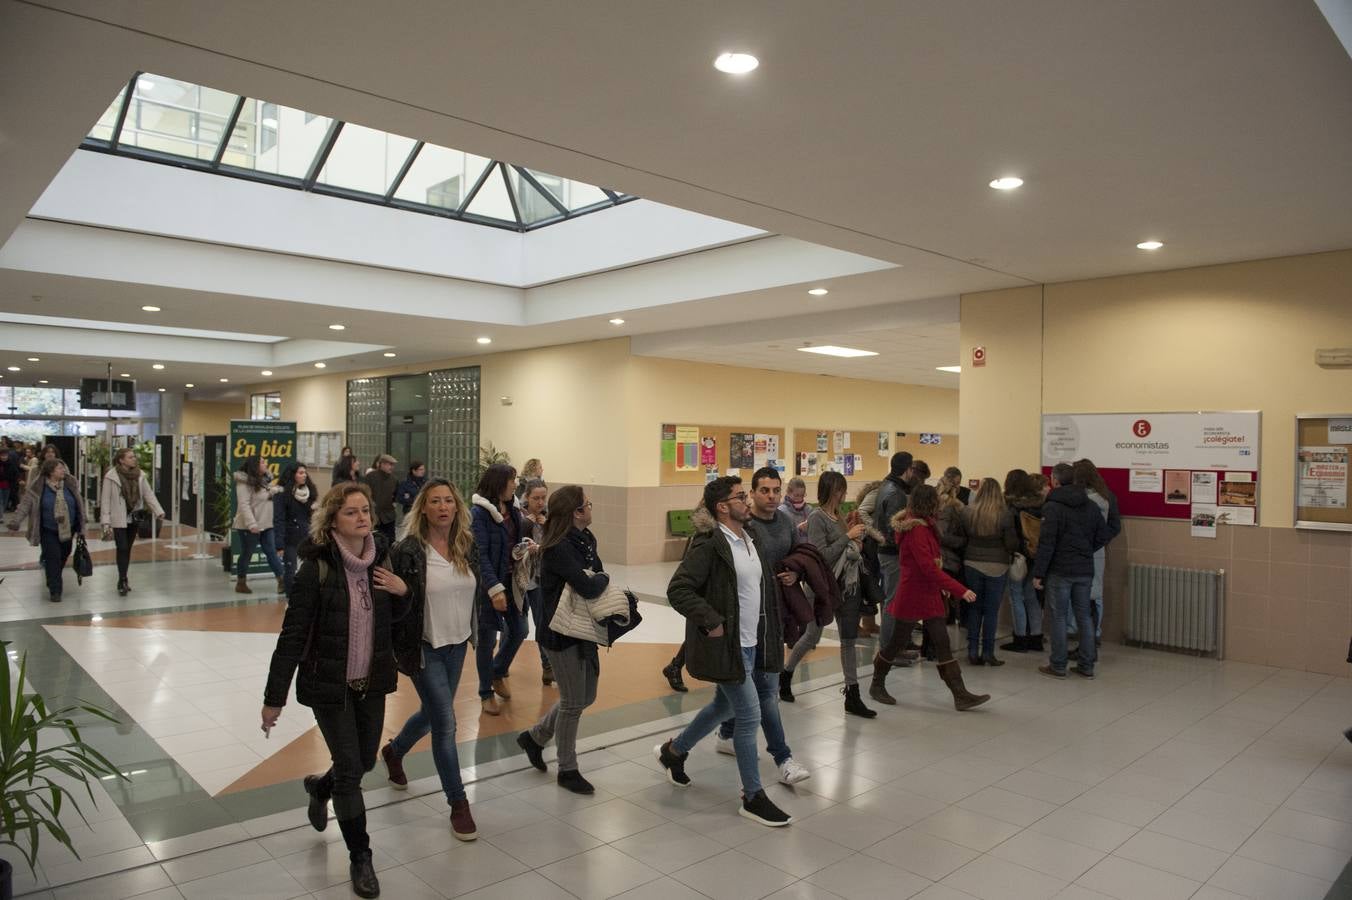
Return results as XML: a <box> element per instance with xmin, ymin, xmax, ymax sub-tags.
<box><xmin>1071</xmin><ymin>458</ymin><xmax>1121</xmax><ymax>649</ymax></box>
<box><xmin>779</xmin><ymin>470</ymin><xmax>875</xmax><ymax>718</ymax></box>
<box><xmin>274</xmin><ymin>463</ymin><xmax>319</xmax><ymax>594</ymax></box>
<box><xmin>383</xmin><ymin>479</ymin><xmax>482</xmax><ymax>840</ymax></box>
<box><xmin>516</xmin><ymin>485</ymin><xmax>610</xmax><ymax>794</ymax></box>
<box><xmin>872</xmin><ymin>452</ymin><xmax>914</xmax><ymax>652</ymax></box>
<box><xmin>0</xmin><ymin>445</ymin><xmax>18</xmax><ymax>519</ymax></box>
<box><xmin>514</xmin><ymin>478</ymin><xmax>553</xmax><ymax>685</ymax></box>
<box><xmin>9</xmin><ymin>458</ymin><xmax>86</xmax><ymax>602</ymax></box>
<box><xmin>778</xmin><ymin>476</ymin><xmax>811</xmax><ymax>534</ymax></box>
<box><xmin>470</xmin><ymin>463</ymin><xmax>529</xmax><ymax>715</ymax></box>
<box><xmin>394</xmin><ymin>461</ymin><xmax>427</xmax><ymax>540</ymax></box>
<box><xmin>941</xmin><ymin>466</ymin><xmax>972</xmax><ymax>505</ymax></box>
<box><xmin>261</xmin><ymin>482</ymin><xmax>408</xmax><ymax>899</ymax></box>
<box><xmin>332</xmin><ymin>454</ymin><xmax>360</xmax><ymax>485</ymax></box>
<box><xmin>869</xmin><ymin>485</ymin><xmax>989</xmax><ymax>711</ymax></box>
<box><xmin>932</xmin><ymin>478</ymin><xmax>968</xmax><ymax>655</ymax></box>
<box><xmin>853</xmin><ymin>479</ymin><xmax>886</xmax><ymax>637</ymax></box>
<box><xmin>363</xmin><ymin>454</ymin><xmax>399</xmax><ymax>545</ymax></box>
<box><xmin>233</xmin><ymin>455</ymin><xmax>285</xmax><ymax>594</ymax></box>
<box><xmin>1001</xmin><ymin>470</ymin><xmax>1045</xmax><ymax>653</ymax></box>
<box><xmin>99</xmin><ymin>447</ymin><xmax>164</xmax><ymax>596</ymax></box>
<box><xmin>959</xmin><ymin>478</ymin><xmax>1020</xmax><ymax>667</ymax></box>
<box><xmin>1034</xmin><ymin>463</ymin><xmax>1113</xmax><ymax>680</ymax></box>
<box><xmin>654</xmin><ymin>476</ymin><xmax>795</xmax><ymax>827</ymax></box>
<box><xmin>514</xmin><ymin>458</ymin><xmax>543</xmax><ymax>507</ymax></box>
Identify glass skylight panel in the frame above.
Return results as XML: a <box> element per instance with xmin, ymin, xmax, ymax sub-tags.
<box><xmin>316</xmin><ymin>123</ymin><xmax>416</xmax><ymax>195</ymax></box>
<box><xmin>224</xmin><ymin>102</ymin><xmax>334</xmax><ymax>178</ymax></box>
<box><xmin>526</xmin><ymin>170</ymin><xmax>611</xmax><ymax>211</ymax></box>
<box><xmin>506</xmin><ymin>167</ymin><xmax>565</xmax><ymax>224</ymax></box>
<box><xmin>393</xmin><ymin>144</ymin><xmax>492</xmax><ymax>211</ymax></box>
<box><xmin>88</xmin><ymin>85</ymin><xmax>128</xmax><ymax>142</ymax></box>
<box><xmin>118</xmin><ymin>75</ymin><xmax>237</xmax><ymax>161</ymax></box>
<box><xmin>464</xmin><ymin>164</ymin><xmax>516</xmax><ymax>224</ymax></box>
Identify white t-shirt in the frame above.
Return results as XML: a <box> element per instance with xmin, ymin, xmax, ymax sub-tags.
<box><xmin>719</xmin><ymin>523</ymin><xmax>763</xmax><ymax>649</ymax></box>
<box><xmin>422</xmin><ymin>543</ymin><xmax>476</xmax><ymax>649</ymax></box>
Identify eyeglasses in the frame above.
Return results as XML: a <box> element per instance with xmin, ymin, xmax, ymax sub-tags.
<box><xmin>577</xmin><ymin>501</ymin><xmax>593</xmax><ymax>511</ymax></box>
<box><xmin>723</xmin><ymin>492</ymin><xmax>748</xmax><ymax>505</ymax></box>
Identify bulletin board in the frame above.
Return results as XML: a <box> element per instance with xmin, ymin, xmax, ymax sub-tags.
<box><xmin>791</xmin><ymin>429</ymin><xmax>960</xmax><ymax>485</ymax></box>
<box><xmin>1041</xmin><ymin>411</ymin><xmax>1260</xmax><ymax>524</ymax></box>
<box><xmin>1294</xmin><ymin>415</ymin><xmax>1352</xmax><ymax>531</ymax></box>
<box><xmin>659</xmin><ymin>424</ymin><xmax>787</xmax><ymax>486</ymax></box>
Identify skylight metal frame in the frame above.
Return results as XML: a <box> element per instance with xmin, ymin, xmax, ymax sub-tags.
<box><xmin>81</xmin><ymin>71</ymin><xmax>637</xmax><ymax>233</ymax></box>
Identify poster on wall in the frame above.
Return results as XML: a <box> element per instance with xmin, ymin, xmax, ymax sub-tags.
<box><xmin>1129</xmin><ymin>469</ymin><xmax>1163</xmax><ymax>492</ymax></box>
<box><xmin>1298</xmin><ymin>446</ymin><xmax>1348</xmax><ymax>509</ymax></box>
<box><xmin>1191</xmin><ymin>504</ymin><xmax>1218</xmax><ymax>538</ymax></box>
<box><xmin>1329</xmin><ymin>419</ymin><xmax>1352</xmax><ymax>444</ymax></box>
<box><xmin>844</xmin><ymin>455</ymin><xmax>855</xmax><ymax>476</ymax></box>
<box><xmin>228</xmin><ymin>420</ymin><xmax>296</xmax><ymax>574</ymax></box>
<box><xmin>699</xmin><ymin>436</ymin><xmax>717</xmax><ymax>466</ymax></box>
<box><xmin>1042</xmin><ymin>411</ymin><xmax>1259</xmax><ymax>470</ymax></box>
<box><xmin>877</xmin><ymin>432</ymin><xmax>890</xmax><ymax>457</ymax></box>
<box><xmin>765</xmin><ymin>434</ymin><xmax>779</xmax><ymax>461</ymax></box>
<box><xmin>753</xmin><ymin>434</ymin><xmax>770</xmax><ymax>469</ymax></box>
<box><xmin>729</xmin><ymin>433</ymin><xmax>754</xmax><ymax>469</ymax></box>
<box><xmin>1164</xmin><ymin>470</ymin><xmax>1190</xmax><ymax>504</ymax></box>
<box><xmin>816</xmin><ymin>431</ymin><xmax>829</xmax><ymax>452</ymax></box>
<box><xmin>675</xmin><ymin>426</ymin><xmax>699</xmax><ymax>471</ymax></box>
<box><xmin>1191</xmin><ymin>471</ymin><xmax>1218</xmax><ymax>505</ymax></box>
<box><xmin>833</xmin><ymin>431</ymin><xmax>844</xmax><ymax>454</ymax></box>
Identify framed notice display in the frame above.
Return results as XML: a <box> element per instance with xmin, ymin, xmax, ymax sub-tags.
<box><xmin>1041</xmin><ymin>411</ymin><xmax>1260</xmax><ymax>523</ymax></box>
<box><xmin>1295</xmin><ymin>415</ymin><xmax>1352</xmax><ymax>532</ymax></box>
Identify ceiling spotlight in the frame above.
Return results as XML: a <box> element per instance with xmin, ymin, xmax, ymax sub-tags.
<box><xmin>6</xmin><ymin>366</ymin><xmax>19</xmax><ymax>372</ymax></box>
<box><xmin>314</xmin><ymin>362</ymin><xmax>327</xmax><ymax>368</ymax></box>
<box><xmin>328</xmin><ymin>324</ymin><xmax>346</xmax><ymax>331</ymax></box>
<box><xmin>1136</xmin><ymin>240</ymin><xmax>1164</xmax><ymax>250</ymax></box>
<box><xmin>261</xmin><ymin>370</ymin><xmax>273</xmax><ymax>376</ymax></box>
<box><xmin>185</xmin><ymin>383</ymin><xmax>194</xmax><ymax>388</ymax></box>
<box><xmin>476</xmin><ymin>337</ymin><xmax>492</xmax><ymax>345</ymax></box>
<box><xmin>714</xmin><ymin>52</ymin><xmax>759</xmax><ymax>74</ymax></box>
<box><xmin>157</xmin><ymin>388</ymin><xmax>166</xmax><ymax>392</ymax></box>
<box><xmin>936</xmin><ymin>365</ymin><xmax>962</xmax><ymax>373</ymax></box>
<box><xmin>796</xmin><ymin>345</ymin><xmax>878</xmax><ymax>358</ymax></box>
<box><xmin>382</xmin><ymin>352</ymin><xmax>397</xmax><ymax>357</ymax></box>
<box><xmin>808</xmin><ymin>288</ymin><xmax>829</xmax><ymax>297</ymax></box>
<box><xmin>989</xmin><ymin>176</ymin><xmax>1024</xmax><ymax>191</ymax></box>
<box><xmin>219</xmin><ymin>378</ymin><xmax>229</xmax><ymax>383</ymax></box>
<box><xmin>609</xmin><ymin>318</ymin><xmax>625</xmax><ymax>325</ymax></box>
<box><xmin>141</xmin><ymin>305</ymin><xmax>160</xmax><ymax>312</ymax></box>
<box><xmin>38</xmin><ymin>379</ymin><xmax>48</xmax><ymax>384</ymax></box>
<box><xmin>26</xmin><ymin>357</ymin><xmax>39</xmax><ymax>362</ymax></box>
<box><xmin>152</xmin><ymin>363</ymin><xmax>165</xmax><ymax>370</ymax></box>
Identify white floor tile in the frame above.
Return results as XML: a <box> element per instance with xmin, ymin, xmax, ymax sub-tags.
<box><xmin>1207</xmin><ymin>855</ymin><xmax>1334</xmax><ymax>900</ymax></box>
<box><xmin>1112</xmin><ymin>829</ymin><xmax>1230</xmax><ymax>882</ymax></box>
<box><xmin>988</xmin><ymin>828</ymin><xmax>1106</xmax><ymax>882</ymax></box>
<box><xmin>1075</xmin><ymin>855</ymin><xmax>1201</xmax><ymax>900</ymax></box>
<box><xmin>942</xmin><ymin>854</ymin><xmax>1067</xmax><ymax>900</ymax></box>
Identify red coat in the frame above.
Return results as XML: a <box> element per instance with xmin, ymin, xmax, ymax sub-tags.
<box><xmin>887</xmin><ymin>516</ymin><xmax>968</xmax><ymax>621</ymax></box>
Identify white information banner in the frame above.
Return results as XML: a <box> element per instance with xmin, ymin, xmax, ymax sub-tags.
<box><xmin>1129</xmin><ymin>468</ymin><xmax>1163</xmax><ymax>492</ymax></box>
<box><xmin>1329</xmin><ymin>419</ymin><xmax>1352</xmax><ymax>444</ymax></box>
<box><xmin>1042</xmin><ymin>412</ymin><xmax>1259</xmax><ymax>470</ymax></box>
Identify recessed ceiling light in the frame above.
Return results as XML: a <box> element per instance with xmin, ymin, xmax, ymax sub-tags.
<box><xmin>157</xmin><ymin>388</ymin><xmax>166</xmax><ymax>392</ymax></box>
<box><xmin>6</xmin><ymin>366</ymin><xmax>19</xmax><ymax>372</ymax></box>
<box><xmin>714</xmin><ymin>52</ymin><xmax>759</xmax><ymax>74</ymax></box>
<box><xmin>219</xmin><ymin>378</ymin><xmax>229</xmax><ymax>383</ymax></box>
<box><xmin>137</xmin><ymin>77</ymin><xmax>155</xmax><ymax>90</ymax></box>
<box><xmin>261</xmin><ymin>370</ymin><xmax>273</xmax><ymax>376</ymax></box>
<box><xmin>936</xmin><ymin>365</ymin><xmax>962</xmax><ymax>373</ymax></box>
<box><xmin>314</xmin><ymin>362</ymin><xmax>327</xmax><ymax>368</ymax></box>
<box><xmin>119</xmin><ymin>372</ymin><xmax>130</xmax><ymax>377</ymax></box>
<box><xmin>38</xmin><ymin>379</ymin><xmax>48</xmax><ymax>384</ymax></box>
<box><xmin>26</xmin><ymin>357</ymin><xmax>39</xmax><ymax>362</ymax></box>
<box><xmin>609</xmin><ymin>318</ymin><xmax>625</xmax><ymax>325</ymax></box>
<box><xmin>328</xmin><ymin>324</ymin><xmax>345</xmax><ymax>331</ymax></box>
<box><xmin>989</xmin><ymin>176</ymin><xmax>1024</xmax><ymax>190</ymax></box>
<box><xmin>185</xmin><ymin>383</ymin><xmax>194</xmax><ymax>388</ymax></box>
<box><xmin>141</xmin><ymin>305</ymin><xmax>160</xmax><ymax>312</ymax></box>
<box><xmin>1136</xmin><ymin>240</ymin><xmax>1164</xmax><ymax>250</ymax></box>
<box><xmin>152</xmin><ymin>363</ymin><xmax>165</xmax><ymax>370</ymax></box>
<box><xmin>383</xmin><ymin>352</ymin><xmax>397</xmax><ymax>357</ymax></box>
<box><xmin>796</xmin><ymin>345</ymin><xmax>878</xmax><ymax>358</ymax></box>
<box><xmin>807</xmin><ymin>288</ymin><xmax>829</xmax><ymax>296</ymax></box>
<box><xmin>476</xmin><ymin>337</ymin><xmax>492</xmax><ymax>345</ymax></box>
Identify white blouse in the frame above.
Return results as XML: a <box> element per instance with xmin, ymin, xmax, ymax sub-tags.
<box><xmin>422</xmin><ymin>544</ymin><xmax>476</xmax><ymax>649</ymax></box>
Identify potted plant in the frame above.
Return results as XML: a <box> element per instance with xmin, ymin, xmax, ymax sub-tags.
<box><xmin>0</xmin><ymin>642</ymin><xmax>123</xmax><ymax>898</ymax></box>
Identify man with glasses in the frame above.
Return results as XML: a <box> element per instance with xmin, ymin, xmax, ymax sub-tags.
<box><xmin>655</xmin><ymin>476</ymin><xmax>795</xmax><ymax>826</ymax></box>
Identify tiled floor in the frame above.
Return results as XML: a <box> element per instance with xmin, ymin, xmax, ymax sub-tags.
<box><xmin>2</xmin><ymin>556</ymin><xmax>1352</xmax><ymax>899</ymax></box>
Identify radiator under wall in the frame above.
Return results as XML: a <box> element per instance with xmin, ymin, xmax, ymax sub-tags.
<box><xmin>1125</xmin><ymin>563</ymin><xmax>1226</xmax><ymax>658</ymax></box>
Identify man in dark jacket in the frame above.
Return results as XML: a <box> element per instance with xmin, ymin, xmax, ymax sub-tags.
<box><xmin>654</xmin><ymin>476</ymin><xmax>795</xmax><ymax>827</ymax></box>
<box><xmin>872</xmin><ymin>451</ymin><xmax>913</xmax><ymax>650</ymax></box>
<box><xmin>1033</xmin><ymin>463</ymin><xmax>1113</xmax><ymax>679</ymax></box>
<box><xmin>363</xmin><ymin>454</ymin><xmax>399</xmax><ymax>544</ymax></box>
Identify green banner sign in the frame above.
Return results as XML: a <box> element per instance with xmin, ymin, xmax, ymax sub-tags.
<box><xmin>228</xmin><ymin>419</ymin><xmax>297</xmax><ymax>576</ymax></box>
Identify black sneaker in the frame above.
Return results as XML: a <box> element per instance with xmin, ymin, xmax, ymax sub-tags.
<box><xmin>557</xmin><ymin>770</ymin><xmax>595</xmax><ymax>794</ymax></box>
<box><xmin>517</xmin><ymin>731</ymin><xmax>548</xmax><ymax>772</ymax></box>
<box><xmin>349</xmin><ymin>850</ymin><xmax>380</xmax><ymax>898</ymax></box>
<box><xmin>662</xmin><ymin>662</ymin><xmax>688</xmax><ymax>693</ymax></box>
<box><xmin>740</xmin><ymin>789</ymin><xmax>792</xmax><ymax>827</ymax></box>
<box><xmin>654</xmin><ymin>740</ymin><xmax>691</xmax><ymax>786</ymax></box>
<box><xmin>303</xmin><ymin>774</ymin><xmax>330</xmax><ymax>831</ymax></box>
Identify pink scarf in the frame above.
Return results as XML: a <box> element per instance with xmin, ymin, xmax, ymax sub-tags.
<box><xmin>334</xmin><ymin>533</ymin><xmax>376</xmax><ymax>682</ymax></box>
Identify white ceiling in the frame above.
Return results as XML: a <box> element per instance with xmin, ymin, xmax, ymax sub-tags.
<box><xmin>1</xmin><ymin>0</ymin><xmax>1350</xmax><ymax>399</ymax></box>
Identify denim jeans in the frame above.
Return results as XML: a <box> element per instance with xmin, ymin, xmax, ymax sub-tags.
<box><xmin>236</xmin><ymin>528</ymin><xmax>284</xmax><ymax>579</ymax></box>
<box><xmin>390</xmin><ymin>641</ymin><xmax>469</xmax><ymax>803</ymax></box>
<box><xmin>1007</xmin><ymin>573</ymin><xmax>1042</xmax><ymax>636</ymax></box>
<box><xmin>531</xmin><ymin>643</ymin><xmax>599</xmax><ymax>772</ymax></box>
<box><xmin>1070</xmin><ymin>551</ymin><xmax>1106</xmax><ymax>639</ymax></box>
<box><xmin>964</xmin><ymin>566</ymin><xmax>1007</xmax><ymax>658</ymax></box>
<box><xmin>715</xmin><ymin>654</ymin><xmax>792</xmax><ymax>766</ymax></box>
<box><xmin>310</xmin><ymin>688</ymin><xmax>386</xmax><ymax>822</ymax></box>
<box><xmin>38</xmin><ymin>528</ymin><xmax>71</xmax><ymax>595</ymax></box>
<box><xmin>878</xmin><ymin>552</ymin><xmax>901</xmax><ymax>648</ymax></box>
<box><xmin>673</xmin><ymin>646</ymin><xmax>763</xmax><ymax>795</ymax></box>
<box><xmin>1047</xmin><ymin>574</ymin><xmax>1096</xmax><ymax>674</ymax></box>
<box><xmin>476</xmin><ymin>586</ymin><xmax>527</xmax><ymax>699</ymax></box>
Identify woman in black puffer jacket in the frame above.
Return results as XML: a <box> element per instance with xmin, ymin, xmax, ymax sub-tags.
<box><xmin>261</xmin><ymin>482</ymin><xmax>408</xmax><ymax>899</ymax></box>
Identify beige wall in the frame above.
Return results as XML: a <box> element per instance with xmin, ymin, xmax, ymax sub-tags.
<box><xmin>179</xmin><ymin>400</ymin><xmax>241</xmax><ymax>436</ymax></box>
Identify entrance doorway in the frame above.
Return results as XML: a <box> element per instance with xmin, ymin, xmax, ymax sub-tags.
<box><xmin>387</xmin><ymin>374</ymin><xmax>429</xmax><ymax>468</ymax></box>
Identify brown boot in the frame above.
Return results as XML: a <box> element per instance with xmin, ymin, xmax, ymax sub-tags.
<box><xmin>936</xmin><ymin>659</ymin><xmax>990</xmax><ymax>711</ymax></box>
<box><xmin>450</xmin><ymin>799</ymin><xmax>477</xmax><ymax>841</ymax></box>
<box><xmin>859</xmin><ymin>614</ymin><xmax>878</xmax><ymax>636</ymax></box>
<box><xmin>868</xmin><ymin>653</ymin><xmax>896</xmax><ymax>705</ymax></box>
<box><xmin>235</xmin><ymin>577</ymin><xmax>252</xmax><ymax>594</ymax></box>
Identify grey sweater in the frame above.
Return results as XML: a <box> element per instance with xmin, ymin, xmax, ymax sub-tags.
<box><xmin>747</xmin><ymin>509</ymin><xmax>800</xmax><ymax>568</ymax></box>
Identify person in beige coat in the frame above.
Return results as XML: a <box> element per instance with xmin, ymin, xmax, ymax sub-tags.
<box><xmin>233</xmin><ymin>455</ymin><xmax>284</xmax><ymax>593</ymax></box>
<box><xmin>8</xmin><ymin>458</ymin><xmax>86</xmax><ymax>602</ymax></box>
<box><xmin>99</xmin><ymin>448</ymin><xmax>165</xmax><ymax>596</ymax></box>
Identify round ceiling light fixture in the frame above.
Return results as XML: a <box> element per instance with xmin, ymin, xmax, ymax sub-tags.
<box><xmin>38</xmin><ymin>379</ymin><xmax>49</xmax><ymax>384</ymax></box>
<box><xmin>609</xmin><ymin>318</ymin><xmax>625</xmax><ymax>325</ymax></box>
<box><xmin>808</xmin><ymin>288</ymin><xmax>829</xmax><ymax>296</ymax></box>
<box><xmin>476</xmin><ymin>337</ymin><xmax>492</xmax><ymax>345</ymax></box>
<box><xmin>120</xmin><ymin>372</ymin><xmax>131</xmax><ymax>377</ymax></box>
<box><xmin>141</xmin><ymin>305</ymin><xmax>160</xmax><ymax>312</ymax></box>
<box><xmin>989</xmin><ymin>176</ymin><xmax>1024</xmax><ymax>191</ymax></box>
<box><xmin>328</xmin><ymin>324</ymin><xmax>345</xmax><ymax>331</ymax></box>
<box><xmin>714</xmin><ymin>52</ymin><xmax>759</xmax><ymax>74</ymax></box>
<box><xmin>261</xmin><ymin>370</ymin><xmax>273</xmax><ymax>376</ymax></box>
<box><xmin>185</xmin><ymin>383</ymin><xmax>194</xmax><ymax>388</ymax></box>
<box><xmin>152</xmin><ymin>363</ymin><xmax>165</xmax><ymax>370</ymax></box>
<box><xmin>6</xmin><ymin>366</ymin><xmax>19</xmax><ymax>372</ymax></box>
<box><xmin>1136</xmin><ymin>240</ymin><xmax>1164</xmax><ymax>250</ymax></box>
<box><xmin>26</xmin><ymin>357</ymin><xmax>39</xmax><ymax>362</ymax></box>
<box><xmin>157</xmin><ymin>388</ymin><xmax>166</xmax><ymax>393</ymax></box>
<box><xmin>314</xmin><ymin>362</ymin><xmax>327</xmax><ymax>368</ymax></box>
<box><xmin>219</xmin><ymin>378</ymin><xmax>229</xmax><ymax>383</ymax></box>
<box><xmin>382</xmin><ymin>352</ymin><xmax>397</xmax><ymax>357</ymax></box>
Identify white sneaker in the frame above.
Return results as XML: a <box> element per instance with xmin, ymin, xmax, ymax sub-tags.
<box><xmin>778</xmin><ymin>757</ymin><xmax>811</xmax><ymax>785</ymax></box>
<box><xmin>715</xmin><ymin>736</ymin><xmax>736</xmax><ymax>756</ymax></box>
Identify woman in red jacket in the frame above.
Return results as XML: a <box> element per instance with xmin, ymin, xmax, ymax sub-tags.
<box><xmin>869</xmin><ymin>484</ymin><xmax>990</xmax><ymax>711</ymax></box>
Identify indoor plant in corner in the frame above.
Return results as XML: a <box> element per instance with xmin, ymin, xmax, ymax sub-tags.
<box><xmin>0</xmin><ymin>641</ymin><xmax>123</xmax><ymax>899</ymax></box>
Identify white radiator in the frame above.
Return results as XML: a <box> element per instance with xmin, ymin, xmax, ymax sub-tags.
<box><xmin>1126</xmin><ymin>564</ymin><xmax>1225</xmax><ymax>657</ymax></box>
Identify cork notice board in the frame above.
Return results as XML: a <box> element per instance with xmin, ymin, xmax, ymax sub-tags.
<box><xmin>659</xmin><ymin>424</ymin><xmax>787</xmax><ymax>486</ymax></box>
<box><xmin>1295</xmin><ymin>415</ymin><xmax>1352</xmax><ymax>531</ymax></box>
<box><xmin>791</xmin><ymin>429</ymin><xmax>959</xmax><ymax>485</ymax></box>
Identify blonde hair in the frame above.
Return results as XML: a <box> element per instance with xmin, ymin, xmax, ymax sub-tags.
<box><xmin>521</xmin><ymin>458</ymin><xmax>543</xmax><ymax>478</ymax></box>
<box><xmin>405</xmin><ymin>480</ymin><xmax>474</xmax><ymax>575</ymax></box>
<box><xmin>310</xmin><ymin>482</ymin><xmax>372</xmax><ymax>544</ymax></box>
<box><xmin>968</xmin><ymin>477</ymin><xmax>1006</xmax><ymax>536</ymax></box>
<box><xmin>936</xmin><ymin>479</ymin><xmax>964</xmax><ymax>511</ymax></box>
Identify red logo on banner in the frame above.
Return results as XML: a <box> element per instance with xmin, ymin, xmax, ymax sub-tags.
<box><xmin>1132</xmin><ymin>419</ymin><xmax>1152</xmax><ymax>437</ymax></box>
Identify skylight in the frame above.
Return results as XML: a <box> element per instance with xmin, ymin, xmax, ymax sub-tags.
<box><xmin>82</xmin><ymin>73</ymin><xmax>636</xmax><ymax>232</ymax></box>
<box><xmin>0</xmin><ymin>312</ymin><xmax>287</xmax><ymax>343</ymax></box>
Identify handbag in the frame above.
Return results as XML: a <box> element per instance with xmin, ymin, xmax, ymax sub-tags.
<box><xmin>131</xmin><ymin>508</ymin><xmax>153</xmax><ymax>539</ymax></box>
<box><xmin>1009</xmin><ymin>552</ymin><xmax>1028</xmax><ymax>582</ymax></box>
<box><xmin>72</xmin><ymin>535</ymin><xmax>94</xmax><ymax>584</ymax></box>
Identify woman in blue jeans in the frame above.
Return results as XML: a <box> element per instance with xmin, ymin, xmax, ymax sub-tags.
<box><xmin>383</xmin><ymin>479</ymin><xmax>482</xmax><ymax>840</ymax></box>
<box><xmin>1002</xmin><ymin>470</ymin><xmax>1046</xmax><ymax>652</ymax></box>
<box><xmin>232</xmin><ymin>455</ymin><xmax>284</xmax><ymax>594</ymax></box>
<box><xmin>959</xmin><ymin>478</ymin><xmax>1021</xmax><ymax>666</ymax></box>
<box><xmin>469</xmin><ymin>464</ymin><xmax>529</xmax><ymax>715</ymax></box>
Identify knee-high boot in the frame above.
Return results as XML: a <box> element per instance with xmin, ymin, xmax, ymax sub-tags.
<box><xmin>936</xmin><ymin>659</ymin><xmax>990</xmax><ymax>712</ymax></box>
<box><xmin>868</xmin><ymin>652</ymin><xmax>897</xmax><ymax>705</ymax></box>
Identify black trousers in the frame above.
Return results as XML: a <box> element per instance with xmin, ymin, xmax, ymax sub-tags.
<box><xmin>311</xmin><ymin>689</ymin><xmax>386</xmax><ymax>823</ymax></box>
<box><xmin>883</xmin><ymin>617</ymin><xmax>953</xmax><ymax>664</ymax></box>
<box><xmin>114</xmin><ymin>525</ymin><xmax>138</xmax><ymax>583</ymax></box>
<box><xmin>38</xmin><ymin>529</ymin><xmax>72</xmax><ymax>595</ymax></box>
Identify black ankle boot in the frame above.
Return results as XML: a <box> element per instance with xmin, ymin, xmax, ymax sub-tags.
<box><xmin>842</xmin><ymin>684</ymin><xmax>877</xmax><ymax>718</ymax></box>
<box><xmin>779</xmin><ymin>669</ymin><xmax>795</xmax><ymax>703</ymax></box>
<box><xmin>348</xmin><ymin>850</ymin><xmax>380</xmax><ymax>898</ymax></box>
<box><xmin>303</xmin><ymin>773</ymin><xmax>331</xmax><ymax>831</ymax></box>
